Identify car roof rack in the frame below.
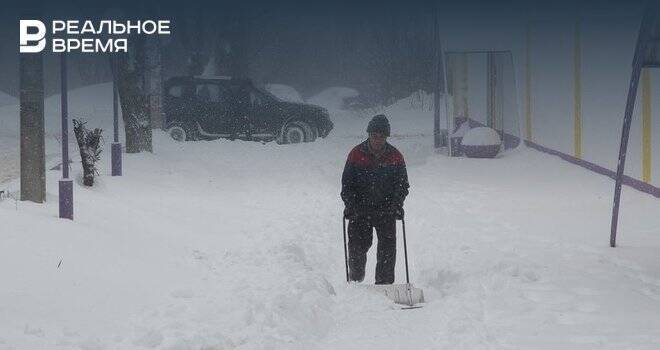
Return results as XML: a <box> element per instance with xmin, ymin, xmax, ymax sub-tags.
<box><xmin>192</xmin><ymin>75</ymin><xmax>232</xmax><ymax>80</ymax></box>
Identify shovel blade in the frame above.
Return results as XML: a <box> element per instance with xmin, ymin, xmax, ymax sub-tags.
<box><xmin>363</xmin><ymin>283</ymin><xmax>425</xmax><ymax>306</ymax></box>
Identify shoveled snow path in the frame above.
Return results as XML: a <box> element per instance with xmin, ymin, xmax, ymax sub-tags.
<box><xmin>2</xmin><ymin>122</ymin><xmax>660</xmax><ymax>348</ymax></box>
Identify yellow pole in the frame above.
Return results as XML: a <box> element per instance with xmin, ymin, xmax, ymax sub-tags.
<box><xmin>642</xmin><ymin>69</ymin><xmax>652</xmax><ymax>183</ymax></box>
<box><xmin>525</xmin><ymin>23</ymin><xmax>533</xmax><ymax>141</ymax></box>
<box><xmin>448</xmin><ymin>55</ymin><xmax>459</xmax><ymax>119</ymax></box>
<box><xmin>462</xmin><ymin>53</ymin><xmax>469</xmax><ymax>118</ymax></box>
<box><xmin>574</xmin><ymin>20</ymin><xmax>583</xmax><ymax>159</ymax></box>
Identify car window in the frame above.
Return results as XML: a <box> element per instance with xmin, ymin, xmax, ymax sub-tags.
<box><xmin>258</xmin><ymin>86</ymin><xmax>281</xmax><ymax>102</ymax></box>
<box><xmin>196</xmin><ymin>84</ymin><xmax>216</xmax><ymax>102</ymax></box>
<box><xmin>250</xmin><ymin>90</ymin><xmax>264</xmax><ymax>106</ymax></box>
<box><xmin>216</xmin><ymin>85</ymin><xmax>231</xmax><ymax>104</ymax></box>
<box><xmin>168</xmin><ymin>85</ymin><xmax>184</xmax><ymax>97</ymax></box>
<box><xmin>196</xmin><ymin>84</ymin><xmax>227</xmax><ymax>102</ymax></box>
<box><xmin>249</xmin><ymin>87</ymin><xmax>274</xmax><ymax>106</ymax></box>
<box><xmin>196</xmin><ymin>83</ymin><xmax>231</xmax><ymax>104</ymax></box>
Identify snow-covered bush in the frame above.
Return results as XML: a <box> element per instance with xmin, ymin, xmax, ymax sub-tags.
<box><xmin>461</xmin><ymin>126</ymin><xmax>501</xmax><ymax>146</ymax></box>
<box><xmin>73</xmin><ymin>119</ymin><xmax>103</xmax><ymax>186</ymax></box>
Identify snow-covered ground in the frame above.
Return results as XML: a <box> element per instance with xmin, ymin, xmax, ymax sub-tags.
<box><xmin>2</xmin><ymin>84</ymin><xmax>660</xmax><ymax>349</ymax></box>
<box><xmin>0</xmin><ymin>91</ymin><xmax>18</xmax><ymax>108</ymax></box>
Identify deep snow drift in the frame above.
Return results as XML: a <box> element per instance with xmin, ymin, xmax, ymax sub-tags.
<box><xmin>2</xmin><ymin>84</ymin><xmax>660</xmax><ymax>349</ymax></box>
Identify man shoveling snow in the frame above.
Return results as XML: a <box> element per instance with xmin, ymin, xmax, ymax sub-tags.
<box><xmin>341</xmin><ymin>114</ymin><xmax>424</xmax><ymax>307</ymax></box>
<box><xmin>341</xmin><ymin>114</ymin><xmax>408</xmax><ymax>284</ymax></box>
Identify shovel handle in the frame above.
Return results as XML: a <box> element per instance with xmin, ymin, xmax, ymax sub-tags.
<box><xmin>343</xmin><ymin>216</ymin><xmax>411</xmax><ymax>285</ymax></box>
<box><xmin>342</xmin><ymin>217</ymin><xmax>350</xmax><ymax>282</ymax></box>
<box><xmin>401</xmin><ymin>218</ymin><xmax>410</xmax><ymax>284</ymax></box>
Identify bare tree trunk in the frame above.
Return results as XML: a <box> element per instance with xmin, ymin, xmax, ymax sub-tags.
<box><xmin>145</xmin><ymin>36</ymin><xmax>163</xmax><ymax>129</ymax></box>
<box><xmin>179</xmin><ymin>6</ymin><xmax>205</xmax><ymax>76</ymax></box>
<box><xmin>20</xmin><ymin>49</ymin><xmax>45</xmax><ymax>202</ymax></box>
<box><xmin>113</xmin><ymin>36</ymin><xmax>152</xmax><ymax>153</ymax></box>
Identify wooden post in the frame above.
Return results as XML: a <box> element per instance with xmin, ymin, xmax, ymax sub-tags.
<box><xmin>574</xmin><ymin>20</ymin><xmax>583</xmax><ymax>159</ymax></box>
<box><xmin>487</xmin><ymin>53</ymin><xmax>495</xmax><ymax>128</ymax></box>
<box><xmin>448</xmin><ymin>55</ymin><xmax>457</xmax><ymax>118</ymax></box>
<box><xmin>642</xmin><ymin>69</ymin><xmax>652</xmax><ymax>183</ymax></box>
<box><xmin>461</xmin><ymin>53</ymin><xmax>469</xmax><ymax>119</ymax></box>
<box><xmin>433</xmin><ymin>5</ymin><xmax>443</xmax><ymax>149</ymax></box>
<box><xmin>525</xmin><ymin>23</ymin><xmax>533</xmax><ymax>142</ymax></box>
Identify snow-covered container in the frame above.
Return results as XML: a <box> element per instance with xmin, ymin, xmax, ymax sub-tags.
<box><xmin>461</xmin><ymin>126</ymin><xmax>502</xmax><ymax>158</ymax></box>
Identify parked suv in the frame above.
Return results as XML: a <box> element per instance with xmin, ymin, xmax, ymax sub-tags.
<box><xmin>163</xmin><ymin>76</ymin><xmax>333</xmax><ymax>144</ymax></box>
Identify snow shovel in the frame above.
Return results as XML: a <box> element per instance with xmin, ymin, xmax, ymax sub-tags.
<box><xmin>342</xmin><ymin>215</ymin><xmax>425</xmax><ymax>308</ymax></box>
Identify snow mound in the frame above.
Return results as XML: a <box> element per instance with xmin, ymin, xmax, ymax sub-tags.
<box><xmin>461</xmin><ymin>126</ymin><xmax>501</xmax><ymax>146</ymax></box>
<box><xmin>387</xmin><ymin>90</ymin><xmax>436</xmax><ymax>112</ymax></box>
<box><xmin>308</xmin><ymin>87</ymin><xmax>359</xmax><ymax>110</ymax></box>
<box><xmin>330</xmin><ymin>91</ymin><xmax>455</xmax><ymax>138</ymax></box>
<box><xmin>0</xmin><ymin>91</ymin><xmax>18</xmax><ymax>107</ymax></box>
<box><xmin>451</xmin><ymin>120</ymin><xmax>471</xmax><ymax>138</ymax></box>
<box><xmin>264</xmin><ymin>84</ymin><xmax>304</xmax><ymax>103</ymax></box>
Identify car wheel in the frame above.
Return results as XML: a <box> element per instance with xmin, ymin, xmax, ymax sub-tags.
<box><xmin>306</xmin><ymin>124</ymin><xmax>318</xmax><ymax>142</ymax></box>
<box><xmin>282</xmin><ymin>121</ymin><xmax>309</xmax><ymax>144</ymax></box>
<box><xmin>167</xmin><ymin>123</ymin><xmax>199</xmax><ymax>142</ymax></box>
<box><xmin>167</xmin><ymin>125</ymin><xmax>187</xmax><ymax>142</ymax></box>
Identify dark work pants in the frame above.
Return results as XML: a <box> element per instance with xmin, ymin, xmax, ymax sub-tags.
<box><xmin>348</xmin><ymin>214</ymin><xmax>397</xmax><ymax>284</ymax></box>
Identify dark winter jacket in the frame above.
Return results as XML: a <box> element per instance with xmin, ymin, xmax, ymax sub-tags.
<box><xmin>341</xmin><ymin>140</ymin><xmax>409</xmax><ymax>216</ymax></box>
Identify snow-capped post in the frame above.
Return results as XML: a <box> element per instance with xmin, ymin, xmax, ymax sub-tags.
<box><xmin>112</xmin><ymin>67</ymin><xmax>122</xmax><ymax>176</ymax></box>
<box><xmin>610</xmin><ymin>6</ymin><xmax>660</xmax><ymax>247</ymax></box>
<box><xmin>59</xmin><ymin>52</ymin><xmax>73</xmax><ymax>220</ymax></box>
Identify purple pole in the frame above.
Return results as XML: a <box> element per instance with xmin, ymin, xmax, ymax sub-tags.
<box><xmin>113</xmin><ymin>81</ymin><xmax>119</xmax><ymax>143</ymax></box>
<box><xmin>610</xmin><ymin>9</ymin><xmax>655</xmax><ymax>247</ymax></box>
<box><xmin>111</xmin><ymin>60</ymin><xmax>122</xmax><ymax>176</ymax></box>
<box><xmin>59</xmin><ymin>52</ymin><xmax>73</xmax><ymax>220</ymax></box>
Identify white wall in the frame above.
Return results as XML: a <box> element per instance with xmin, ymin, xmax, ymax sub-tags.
<box><xmin>440</xmin><ymin>13</ymin><xmax>658</xmax><ymax>189</ymax></box>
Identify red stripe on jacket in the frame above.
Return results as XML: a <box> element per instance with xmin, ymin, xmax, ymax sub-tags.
<box><xmin>347</xmin><ymin>143</ymin><xmax>405</xmax><ymax>168</ymax></box>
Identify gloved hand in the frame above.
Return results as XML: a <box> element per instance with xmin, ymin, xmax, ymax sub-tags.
<box><xmin>390</xmin><ymin>203</ymin><xmax>404</xmax><ymax>220</ymax></box>
<box><xmin>344</xmin><ymin>206</ymin><xmax>356</xmax><ymax>220</ymax></box>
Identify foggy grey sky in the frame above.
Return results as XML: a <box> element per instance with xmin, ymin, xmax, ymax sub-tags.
<box><xmin>0</xmin><ymin>0</ymin><xmax>647</xmax><ymax>102</ymax></box>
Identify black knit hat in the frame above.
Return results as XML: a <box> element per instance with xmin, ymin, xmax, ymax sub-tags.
<box><xmin>367</xmin><ymin>114</ymin><xmax>390</xmax><ymax>137</ymax></box>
